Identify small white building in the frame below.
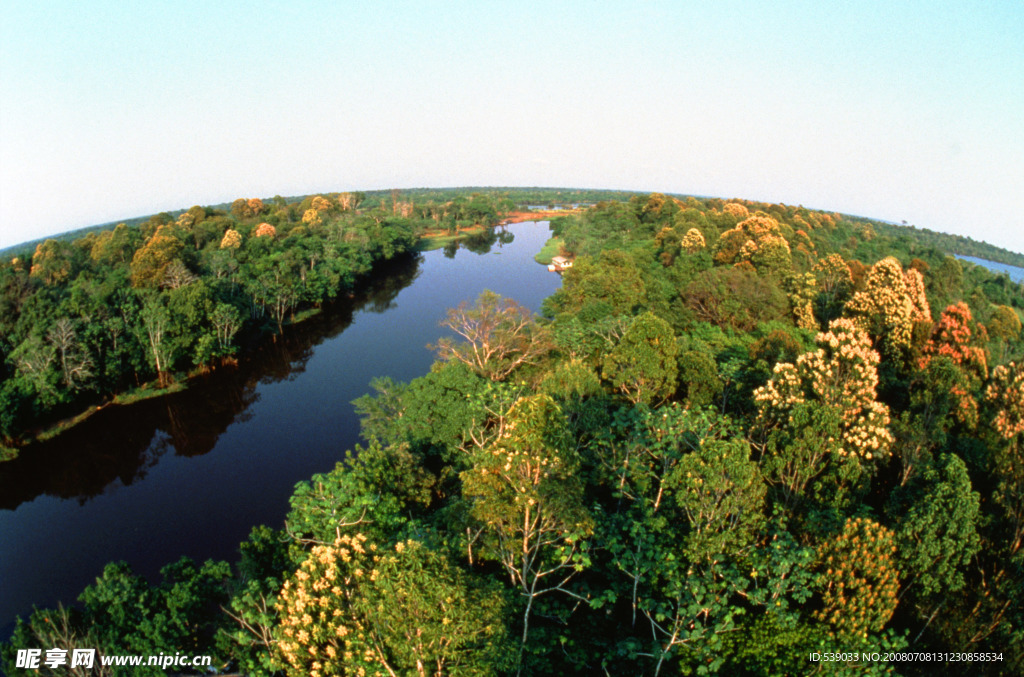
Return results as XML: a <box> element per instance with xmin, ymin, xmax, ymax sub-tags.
<box><xmin>548</xmin><ymin>256</ymin><xmax>573</xmax><ymax>273</ymax></box>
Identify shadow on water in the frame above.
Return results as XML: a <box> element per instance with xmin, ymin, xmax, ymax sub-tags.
<box><xmin>0</xmin><ymin>251</ymin><xmax>423</xmax><ymax>512</ymax></box>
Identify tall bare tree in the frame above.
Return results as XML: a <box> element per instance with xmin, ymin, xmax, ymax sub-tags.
<box><xmin>431</xmin><ymin>290</ymin><xmax>552</xmax><ymax>381</ymax></box>
<box><xmin>47</xmin><ymin>318</ymin><xmax>92</xmax><ymax>390</ymax></box>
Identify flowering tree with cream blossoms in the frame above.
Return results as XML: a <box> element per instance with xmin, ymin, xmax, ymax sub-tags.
<box><xmin>274</xmin><ymin>534</ymin><xmax>510</xmax><ymax>677</ymax></box>
<box><xmin>679</xmin><ymin>227</ymin><xmax>705</xmax><ymax>254</ymax></box>
<box><xmin>987</xmin><ymin>361</ymin><xmax>1024</xmax><ymax>442</ymax></box>
<box><xmin>219</xmin><ymin>228</ymin><xmax>242</xmax><ymax>250</ymax></box>
<box><xmin>274</xmin><ymin>534</ymin><xmax>378</xmax><ymax>677</ymax></box>
<box><xmin>755</xmin><ymin>318</ymin><xmax>894</xmax><ymax>462</ymax></box>
<box><xmin>844</xmin><ymin>256</ymin><xmax>930</xmax><ymax>355</ymax></box>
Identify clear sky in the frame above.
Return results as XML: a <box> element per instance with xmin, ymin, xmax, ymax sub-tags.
<box><xmin>1</xmin><ymin>0</ymin><xmax>1022</xmax><ymax>252</ymax></box>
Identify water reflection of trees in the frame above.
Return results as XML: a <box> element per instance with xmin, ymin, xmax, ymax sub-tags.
<box><xmin>0</xmin><ymin>253</ymin><xmax>422</xmax><ymax>511</ymax></box>
<box><xmin>442</xmin><ymin>227</ymin><xmax>515</xmax><ymax>258</ymax></box>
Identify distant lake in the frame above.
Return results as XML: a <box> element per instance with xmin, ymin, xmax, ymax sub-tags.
<box><xmin>0</xmin><ymin>222</ymin><xmax>562</xmax><ymax>638</ymax></box>
<box><xmin>955</xmin><ymin>254</ymin><xmax>1024</xmax><ymax>283</ymax></box>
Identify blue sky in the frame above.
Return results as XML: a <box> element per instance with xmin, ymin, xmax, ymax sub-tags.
<box><xmin>1</xmin><ymin>0</ymin><xmax>1022</xmax><ymax>252</ymax></box>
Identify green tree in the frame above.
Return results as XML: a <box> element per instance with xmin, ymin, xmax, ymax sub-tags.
<box><xmin>285</xmin><ymin>439</ymin><xmax>434</xmax><ymax>546</ymax></box>
<box><xmin>602</xmin><ymin>312</ymin><xmax>679</xmax><ymax>405</ymax></box>
<box><xmin>544</xmin><ymin>249</ymin><xmax>646</xmax><ymax>318</ymax></box>
<box><xmin>591</xmin><ymin>404</ymin><xmax>753</xmax><ymax>672</ymax></box>
<box><xmin>353</xmin><ymin>362</ymin><xmax>506</xmax><ymax>459</ymax></box>
<box><xmin>137</xmin><ymin>293</ymin><xmax>179</xmax><ymax>385</ymax></box>
<box><xmin>893</xmin><ymin>454</ymin><xmax>981</xmax><ymax>600</ymax></box>
<box><xmin>77</xmin><ymin>558</ymin><xmax>231</xmax><ymax>668</ymax></box>
<box><xmin>354</xmin><ymin>540</ymin><xmax>513</xmax><ymax>676</ymax></box>
<box><xmin>812</xmin><ymin>253</ymin><xmax>854</xmax><ymax>324</ymax></box>
<box><xmin>207</xmin><ymin>302</ymin><xmax>243</xmax><ymax>359</ymax></box>
<box><xmin>682</xmin><ymin>266</ymin><xmax>790</xmax><ymax>331</ymax></box>
<box><xmin>10</xmin><ymin>333</ymin><xmax>60</xmax><ymax>406</ymax></box>
<box><xmin>47</xmin><ymin>317</ymin><xmax>93</xmax><ymax>391</ymax></box>
<box><xmin>677</xmin><ymin>349</ymin><xmax>723</xmax><ymax>408</ymax></box>
<box><xmin>460</xmin><ymin>394</ymin><xmax>593</xmax><ymax>675</ymax></box>
<box><xmin>890</xmin><ymin>356</ymin><xmax>969</xmax><ymax>486</ymax></box>
<box><xmin>987</xmin><ymin>305</ymin><xmax>1022</xmax><ymax>363</ymax></box>
<box><xmin>220</xmin><ymin>526</ymin><xmax>291</xmax><ymax>677</ymax></box>
<box><xmin>673</xmin><ymin>437</ymin><xmax>766</xmax><ymax>562</ymax></box>
<box><xmin>538</xmin><ymin>358</ymin><xmax>603</xmax><ymax>402</ymax></box>
<box><xmin>761</xmin><ymin>403</ymin><xmax>846</xmax><ymax>507</ymax></box>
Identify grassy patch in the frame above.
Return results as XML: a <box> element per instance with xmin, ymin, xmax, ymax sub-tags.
<box><xmin>1</xmin><ymin>379</ymin><xmax>191</xmax><ymax>457</ymax></box>
<box><xmin>290</xmin><ymin>307</ymin><xmax>322</xmax><ymax>324</ymax></box>
<box><xmin>111</xmin><ymin>382</ymin><xmax>187</xmax><ymax>407</ymax></box>
<box><xmin>33</xmin><ymin>407</ymin><xmax>103</xmax><ymax>443</ymax></box>
<box><xmin>533</xmin><ymin>236</ymin><xmax>565</xmax><ymax>265</ymax></box>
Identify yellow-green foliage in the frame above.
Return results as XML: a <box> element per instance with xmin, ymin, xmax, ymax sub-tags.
<box><xmin>814</xmin><ymin>517</ymin><xmax>900</xmax><ymax>639</ymax></box>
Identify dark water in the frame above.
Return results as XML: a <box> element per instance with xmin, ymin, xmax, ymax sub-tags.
<box><xmin>955</xmin><ymin>254</ymin><xmax>1024</xmax><ymax>283</ymax></box>
<box><xmin>0</xmin><ymin>222</ymin><xmax>561</xmax><ymax>637</ymax></box>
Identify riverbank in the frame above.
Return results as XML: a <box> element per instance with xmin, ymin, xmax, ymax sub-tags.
<box><xmin>1</xmin><ymin>252</ymin><xmax>412</xmax><ymax>461</ymax></box>
<box><xmin>2</xmin><ymin>377</ymin><xmax>195</xmax><ymax>462</ymax></box>
<box><xmin>501</xmin><ymin>209</ymin><xmax>582</xmax><ymax>224</ymax></box>
<box><xmin>533</xmin><ymin>236</ymin><xmax>564</xmax><ymax>265</ymax></box>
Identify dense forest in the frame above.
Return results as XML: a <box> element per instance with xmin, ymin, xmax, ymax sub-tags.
<box><xmin>2</xmin><ymin>190</ymin><xmax>1023</xmax><ymax>675</ymax></box>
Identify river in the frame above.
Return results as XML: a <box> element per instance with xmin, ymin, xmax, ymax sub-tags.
<box><xmin>0</xmin><ymin>222</ymin><xmax>562</xmax><ymax>637</ymax></box>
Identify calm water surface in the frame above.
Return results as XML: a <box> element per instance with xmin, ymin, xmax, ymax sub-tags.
<box><xmin>0</xmin><ymin>222</ymin><xmax>561</xmax><ymax>636</ymax></box>
<box><xmin>954</xmin><ymin>254</ymin><xmax>1024</xmax><ymax>283</ymax></box>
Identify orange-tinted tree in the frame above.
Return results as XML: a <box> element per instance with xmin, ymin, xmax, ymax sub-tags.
<box><xmin>253</xmin><ymin>223</ymin><xmax>277</xmax><ymax>239</ymax></box>
<box><xmin>302</xmin><ymin>209</ymin><xmax>323</xmax><ymax>228</ymax></box>
<box><xmin>29</xmin><ymin>239</ymin><xmax>75</xmax><ymax>285</ymax></box>
<box><xmin>130</xmin><ymin>227</ymin><xmax>185</xmax><ymax>288</ymax></box>
<box><xmin>919</xmin><ymin>302</ymin><xmax>989</xmax><ymax>427</ymax></box>
<box><xmin>247</xmin><ymin>198</ymin><xmax>265</xmax><ymax>217</ymax></box>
